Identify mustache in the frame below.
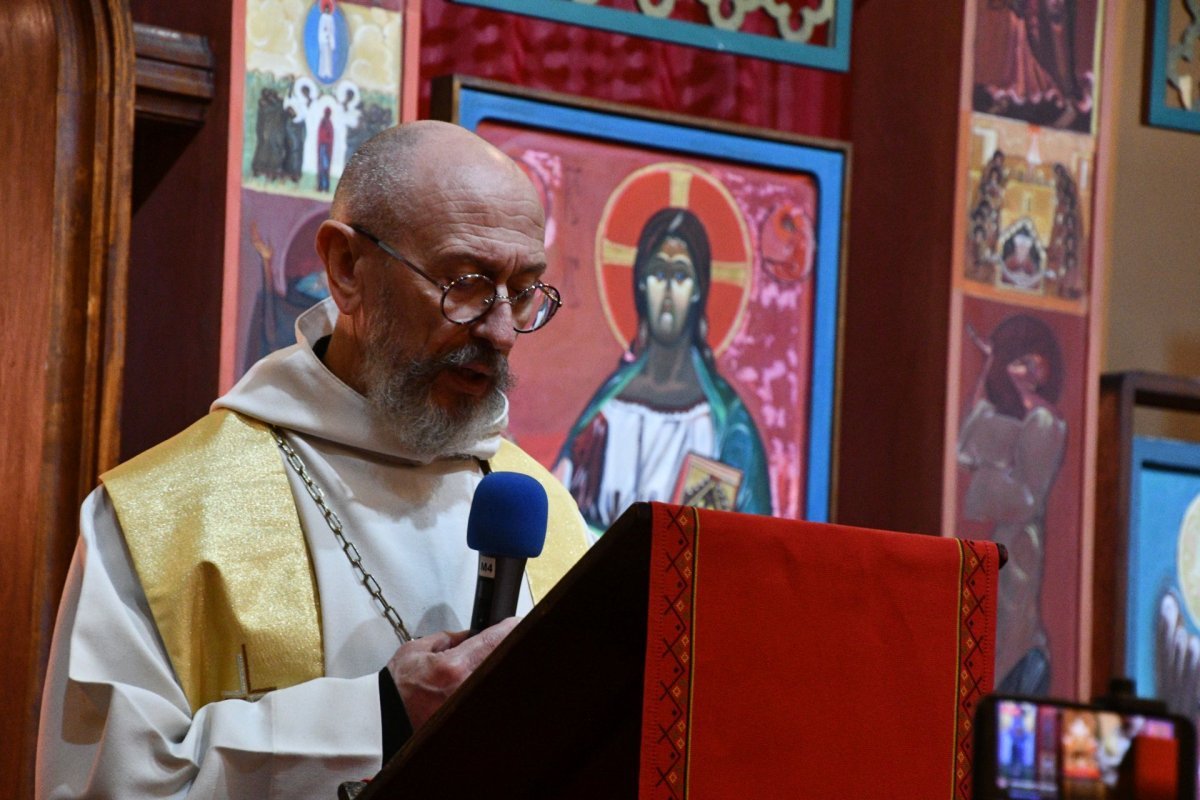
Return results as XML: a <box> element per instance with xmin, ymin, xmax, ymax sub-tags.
<box><xmin>429</xmin><ymin>341</ymin><xmax>513</xmax><ymax>391</ymax></box>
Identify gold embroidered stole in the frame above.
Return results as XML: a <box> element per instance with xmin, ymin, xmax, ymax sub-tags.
<box><xmin>103</xmin><ymin>409</ymin><xmax>589</xmax><ymax>712</ymax></box>
<box><xmin>102</xmin><ymin>409</ymin><xmax>323</xmax><ymax>713</ymax></box>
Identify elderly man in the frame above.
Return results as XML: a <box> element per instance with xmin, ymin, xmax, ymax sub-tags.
<box><xmin>36</xmin><ymin>121</ymin><xmax>588</xmax><ymax>797</ymax></box>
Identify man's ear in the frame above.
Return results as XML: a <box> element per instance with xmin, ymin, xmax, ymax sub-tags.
<box><xmin>316</xmin><ymin>220</ymin><xmax>363</xmax><ymax>315</ymax></box>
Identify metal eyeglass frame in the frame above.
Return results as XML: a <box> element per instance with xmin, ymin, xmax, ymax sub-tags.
<box><xmin>350</xmin><ymin>225</ymin><xmax>562</xmax><ymax>333</ymax></box>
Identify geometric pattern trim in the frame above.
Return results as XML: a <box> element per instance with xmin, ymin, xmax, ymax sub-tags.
<box><xmin>952</xmin><ymin>538</ymin><xmax>1000</xmax><ymax>800</ymax></box>
<box><xmin>450</xmin><ymin>0</ymin><xmax>853</xmax><ymax>71</ymax></box>
<box><xmin>639</xmin><ymin>503</ymin><xmax>699</xmax><ymax>800</ymax></box>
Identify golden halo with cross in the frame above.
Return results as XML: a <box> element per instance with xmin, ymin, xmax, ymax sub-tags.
<box><xmin>594</xmin><ymin>162</ymin><xmax>754</xmax><ymax>356</ymax></box>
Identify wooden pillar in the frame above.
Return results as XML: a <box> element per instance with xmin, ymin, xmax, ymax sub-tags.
<box><xmin>0</xmin><ymin>0</ymin><xmax>133</xmax><ymax>791</ymax></box>
<box><xmin>837</xmin><ymin>2</ymin><xmax>967</xmax><ymax>536</ymax></box>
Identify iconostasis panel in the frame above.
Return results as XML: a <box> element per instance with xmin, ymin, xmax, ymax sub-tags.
<box><xmin>222</xmin><ymin>0</ymin><xmax>420</xmax><ymax>388</ymax></box>
<box><xmin>1125</xmin><ymin>437</ymin><xmax>1200</xmax><ymax>718</ymax></box>
<box><xmin>962</xmin><ymin>116</ymin><xmax>1095</xmax><ymax>312</ymax></box>
<box><xmin>437</xmin><ymin>78</ymin><xmax>847</xmax><ymax>533</ymax></box>
<box><xmin>971</xmin><ymin>0</ymin><xmax>1101</xmax><ymax>134</ymax></box>
<box><xmin>954</xmin><ymin>294</ymin><xmax>1088</xmax><ymax>699</ymax></box>
<box><xmin>951</xmin><ymin>0</ymin><xmax>1106</xmax><ymax>699</ymax></box>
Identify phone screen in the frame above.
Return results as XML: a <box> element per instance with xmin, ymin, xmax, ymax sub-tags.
<box><xmin>976</xmin><ymin>696</ymin><xmax>1193</xmax><ymax>799</ymax></box>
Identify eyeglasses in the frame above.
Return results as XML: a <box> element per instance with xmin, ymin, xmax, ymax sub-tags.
<box><xmin>352</xmin><ymin>225</ymin><xmax>562</xmax><ymax>333</ymax></box>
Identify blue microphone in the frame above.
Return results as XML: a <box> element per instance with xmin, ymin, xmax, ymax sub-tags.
<box><xmin>467</xmin><ymin>472</ymin><xmax>547</xmax><ymax>634</ymax></box>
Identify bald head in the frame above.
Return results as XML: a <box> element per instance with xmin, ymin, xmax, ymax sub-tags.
<box><xmin>330</xmin><ymin>120</ymin><xmax>538</xmax><ymax>244</ymax></box>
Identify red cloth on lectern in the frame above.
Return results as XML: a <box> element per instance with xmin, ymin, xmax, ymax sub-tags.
<box><xmin>639</xmin><ymin>504</ymin><xmax>999</xmax><ymax>800</ymax></box>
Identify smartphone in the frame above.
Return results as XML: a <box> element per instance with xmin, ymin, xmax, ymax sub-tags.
<box><xmin>973</xmin><ymin>694</ymin><xmax>1197</xmax><ymax>799</ymax></box>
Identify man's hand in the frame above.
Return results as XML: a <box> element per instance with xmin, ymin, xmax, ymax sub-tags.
<box><xmin>386</xmin><ymin>616</ymin><xmax>520</xmax><ymax>729</ymax></box>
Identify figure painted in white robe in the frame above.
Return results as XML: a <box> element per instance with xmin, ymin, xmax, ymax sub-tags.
<box><xmin>317</xmin><ymin>0</ymin><xmax>337</xmax><ymax>82</ymax></box>
<box><xmin>554</xmin><ymin>207</ymin><xmax>770</xmax><ymax>534</ymax></box>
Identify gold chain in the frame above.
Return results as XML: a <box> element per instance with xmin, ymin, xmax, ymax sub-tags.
<box><xmin>269</xmin><ymin>425</ymin><xmax>413</xmax><ymax>644</ymax></box>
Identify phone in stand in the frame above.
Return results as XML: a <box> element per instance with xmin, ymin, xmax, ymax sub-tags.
<box><xmin>973</xmin><ymin>693</ymin><xmax>1197</xmax><ymax>799</ymax></box>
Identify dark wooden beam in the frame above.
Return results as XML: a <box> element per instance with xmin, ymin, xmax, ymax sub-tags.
<box><xmin>134</xmin><ymin>22</ymin><xmax>214</xmax><ymax>125</ymax></box>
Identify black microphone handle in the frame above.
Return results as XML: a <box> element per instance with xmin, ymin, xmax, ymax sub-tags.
<box><xmin>469</xmin><ymin>554</ymin><xmax>527</xmax><ymax>634</ymax></box>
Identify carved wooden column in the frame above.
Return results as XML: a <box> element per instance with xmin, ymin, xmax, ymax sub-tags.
<box><xmin>0</xmin><ymin>0</ymin><xmax>134</xmax><ymax>793</ymax></box>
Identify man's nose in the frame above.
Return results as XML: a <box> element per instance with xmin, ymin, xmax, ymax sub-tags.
<box><xmin>470</xmin><ymin>298</ymin><xmax>518</xmax><ymax>354</ymax></box>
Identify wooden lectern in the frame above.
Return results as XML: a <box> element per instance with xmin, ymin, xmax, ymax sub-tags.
<box><xmin>355</xmin><ymin>503</ymin><xmax>1002</xmax><ymax>800</ymax></box>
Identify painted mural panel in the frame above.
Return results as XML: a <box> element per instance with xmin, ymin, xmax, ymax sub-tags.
<box><xmin>472</xmin><ymin>119</ymin><xmax>838</xmax><ymax>533</ymax></box>
<box><xmin>963</xmin><ymin>115</ymin><xmax>1095</xmax><ymax>309</ymax></box>
<box><xmin>956</xmin><ymin>0</ymin><xmax>1105</xmax><ymax>701</ymax></box>
<box><xmin>244</xmin><ymin>0</ymin><xmax>402</xmax><ymax>197</ymax></box>
<box><xmin>971</xmin><ymin>0</ymin><xmax>1101</xmax><ymax>134</ymax></box>
<box><xmin>230</xmin><ymin>0</ymin><xmax>409</xmax><ymax>381</ymax></box>
<box><xmin>1126</xmin><ymin>437</ymin><xmax>1200</xmax><ymax>719</ymax></box>
<box><xmin>234</xmin><ymin>193</ymin><xmax>332</xmax><ymax>375</ymax></box>
<box><xmin>955</xmin><ymin>294</ymin><xmax>1087</xmax><ymax>698</ymax></box>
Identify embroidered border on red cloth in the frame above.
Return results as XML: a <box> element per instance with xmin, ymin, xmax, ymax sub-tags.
<box><xmin>639</xmin><ymin>504</ymin><xmax>699</xmax><ymax>800</ymax></box>
<box><xmin>953</xmin><ymin>538</ymin><xmax>999</xmax><ymax>800</ymax></box>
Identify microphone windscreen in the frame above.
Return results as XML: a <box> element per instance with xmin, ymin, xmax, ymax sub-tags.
<box><xmin>466</xmin><ymin>472</ymin><xmax>548</xmax><ymax>558</ymax></box>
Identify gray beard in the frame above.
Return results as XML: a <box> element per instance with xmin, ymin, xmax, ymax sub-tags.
<box><xmin>360</xmin><ymin>324</ymin><xmax>511</xmax><ymax>460</ymax></box>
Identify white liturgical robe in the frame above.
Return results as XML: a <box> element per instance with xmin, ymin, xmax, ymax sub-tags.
<box><xmin>36</xmin><ymin>299</ymin><xmax>563</xmax><ymax>798</ymax></box>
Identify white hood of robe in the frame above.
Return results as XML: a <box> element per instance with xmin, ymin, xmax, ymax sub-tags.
<box><xmin>213</xmin><ymin>298</ymin><xmax>507</xmax><ymax>464</ymax></box>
